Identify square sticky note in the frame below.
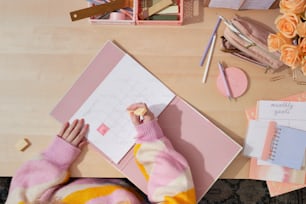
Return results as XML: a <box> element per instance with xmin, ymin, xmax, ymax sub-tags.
<box><xmin>97</xmin><ymin>123</ymin><xmax>109</xmax><ymax>136</ymax></box>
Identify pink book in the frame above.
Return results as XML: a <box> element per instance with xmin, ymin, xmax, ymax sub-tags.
<box><xmin>245</xmin><ymin>91</ymin><xmax>306</xmax><ymax>196</ymax></box>
<box><xmin>51</xmin><ymin>40</ymin><xmax>242</xmax><ymax>201</ymax></box>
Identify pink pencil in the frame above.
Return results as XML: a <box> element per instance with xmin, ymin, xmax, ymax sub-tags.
<box><xmin>218</xmin><ymin>61</ymin><xmax>233</xmax><ymax>100</ymax></box>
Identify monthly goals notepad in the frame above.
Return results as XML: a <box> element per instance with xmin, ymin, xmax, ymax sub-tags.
<box><xmin>51</xmin><ymin>40</ymin><xmax>242</xmax><ymax>201</ymax></box>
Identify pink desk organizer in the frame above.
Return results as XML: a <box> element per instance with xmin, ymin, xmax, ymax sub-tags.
<box><xmin>88</xmin><ymin>2</ymin><xmax>136</xmax><ymax>25</ymax></box>
<box><xmin>89</xmin><ymin>0</ymin><xmax>183</xmax><ymax>25</ymax></box>
<box><xmin>136</xmin><ymin>0</ymin><xmax>183</xmax><ymax>25</ymax></box>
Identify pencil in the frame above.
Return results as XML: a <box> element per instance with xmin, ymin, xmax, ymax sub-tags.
<box><xmin>199</xmin><ymin>16</ymin><xmax>222</xmax><ymax>66</ymax></box>
<box><xmin>218</xmin><ymin>61</ymin><xmax>233</xmax><ymax>100</ymax></box>
<box><xmin>202</xmin><ymin>34</ymin><xmax>216</xmax><ymax>83</ymax></box>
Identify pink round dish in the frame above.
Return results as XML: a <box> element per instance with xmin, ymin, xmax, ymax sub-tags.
<box><xmin>216</xmin><ymin>67</ymin><xmax>248</xmax><ymax>98</ymax></box>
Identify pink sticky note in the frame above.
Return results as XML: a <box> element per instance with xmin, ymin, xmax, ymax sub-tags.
<box><xmin>97</xmin><ymin>123</ymin><xmax>109</xmax><ymax>136</ymax></box>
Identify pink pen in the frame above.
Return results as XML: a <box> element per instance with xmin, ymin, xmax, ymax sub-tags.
<box><xmin>218</xmin><ymin>62</ymin><xmax>233</xmax><ymax>100</ymax></box>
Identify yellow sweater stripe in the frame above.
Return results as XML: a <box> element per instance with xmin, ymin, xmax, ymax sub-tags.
<box><xmin>163</xmin><ymin>188</ymin><xmax>197</xmax><ymax>204</ymax></box>
<box><xmin>62</xmin><ymin>185</ymin><xmax>124</xmax><ymax>203</ymax></box>
<box><xmin>134</xmin><ymin>144</ymin><xmax>149</xmax><ymax>181</ymax></box>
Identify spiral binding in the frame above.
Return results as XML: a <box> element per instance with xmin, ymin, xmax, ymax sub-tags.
<box><xmin>269</xmin><ymin>127</ymin><xmax>281</xmax><ymax>160</ymax></box>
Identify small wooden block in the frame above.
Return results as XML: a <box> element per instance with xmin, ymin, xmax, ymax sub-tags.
<box><xmin>134</xmin><ymin>107</ymin><xmax>147</xmax><ymax>116</ymax></box>
<box><xmin>15</xmin><ymin>138</ymin><xmax>31</xmax><ymax>151</ymax></box>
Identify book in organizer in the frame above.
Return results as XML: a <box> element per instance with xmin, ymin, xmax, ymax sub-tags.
<box><xmin>244</xmin><ymin>92</ymin><xmax>306</xmax><ymax>196</ymax></box>
<box><xmin>51</xmin><ymin>40</ymin><xmax>242</xmax><ymax>201</ymax></box>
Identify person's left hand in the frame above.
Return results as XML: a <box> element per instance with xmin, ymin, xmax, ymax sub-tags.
<box><xmin>58</xmin><ymin>119</ymin><xmax>89</xmax><ymax>148</ymax></box>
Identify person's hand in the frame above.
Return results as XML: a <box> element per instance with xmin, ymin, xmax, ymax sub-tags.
<box><xmin>58</xmin><ymin>118</ymin><xmax>89</xmax><ymax>148</ymax></box>
<box><xmin>127</xmin><ymin>103</ymin><xmax>155</xmax><ymax>126</ymax></box>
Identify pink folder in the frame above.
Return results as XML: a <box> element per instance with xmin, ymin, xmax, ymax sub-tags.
<box><xmin>51</xmin><ymin>41</ymin><xmax>242</xmax><ymax>201</ymax></box>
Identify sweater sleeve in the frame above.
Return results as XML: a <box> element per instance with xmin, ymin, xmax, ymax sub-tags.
<box><xmin>133</xmin><ymin>119</ymin><xmax>196</xmax><ymax>204</ymax></box>
<box><xmin>6</xmin><ymin>136</ymin><xmax>81</xmax><ymax>204</ymax></box>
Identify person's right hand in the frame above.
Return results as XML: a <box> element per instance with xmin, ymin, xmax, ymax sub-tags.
<box><xmin>127</xmin><ymin>103</ymin><xmax>155</xmax><ymax>126</ymax></box>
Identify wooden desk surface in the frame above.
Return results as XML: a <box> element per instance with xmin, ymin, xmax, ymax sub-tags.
<box><xmin>0</xmin><ymin>1</ymin><xmax>304</xmax><ymax>178</ymax></box>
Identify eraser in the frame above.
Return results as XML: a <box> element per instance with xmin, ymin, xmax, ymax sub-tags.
<box><xmin>15</xmin><ymin>138</ymin><xmax>31</xmax><ymax>151</ymax></box>
<box><xmin>109</xmin><ymin>12</ymin><xmax>127</xmax><ymax>20</ymax></box>
<box><xmin>133</xmin><ymin>107</ymin><xmax>147</xmax><ymax>116</ymax></box>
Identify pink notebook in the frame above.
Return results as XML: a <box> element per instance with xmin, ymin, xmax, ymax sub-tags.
<box><xmin>51</xmin><ymin>41</ymin><xmax>242</xmax><ymax>201</ymax></box>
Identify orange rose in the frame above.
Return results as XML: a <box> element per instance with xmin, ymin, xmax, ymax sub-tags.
<box><xmin>301</xmin><ymin>59</ymin><xmax>306</xmax><ymax>75</ymax></box>
<box><xmin>280</xmin><ymin>0</ymin><xmax>306</xmax><ymax>14</ymax></box>
<box><xmin>280</xmin><ymin>44</ymin><xmax>302</xmax><ymax>69</ymax></box>
<box><xmin>275</xmin><ymin>13</ymin><xmax>300</xmax><ymax>38</ymax></box>
<box><xmin>297</xmin><ymin>21</ymin><xmax>306</xmax><ymax>37</ymax></box>
<box><xmin>267</xmin><ymin>32</ymin><xmax>292</xmax><ymax>52</ymax></box>
<box><xmin>299</xmin><ymin>37</ymin><xmax>306</xmax><ymax>53</ymax></box>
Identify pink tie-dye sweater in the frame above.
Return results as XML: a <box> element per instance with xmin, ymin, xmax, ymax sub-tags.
<box><xmin>6</xmin><ymin>119</ymin><xmax>196</xmax><ymax>204</ymax></box>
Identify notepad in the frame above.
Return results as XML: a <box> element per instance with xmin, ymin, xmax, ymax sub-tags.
<box><xmin>243</xmin><ymin>120</ymin><xmax>276</xmax><ymax>158</ymax></box>
<box><xmin>244</xmin><ymin>120</ymin><xmax>306</xmax><ymax>169</ymax></box>
<box><xmin>240</xmin><ymin>0</ymin><xmax>276</xmax><ymax>10</ymax></box>
<box><xmin>262</xmin><ymin>125</ymin><xmax>306</xmax><ymax>170</ymax></box>
<box><xmin>208</xmin><ymin>0</ymin><xmax>275</xmax><ymax>10</ymax></box>
<box><xmin>257</xmin><ymin>100</ymin><xmax>306</xmax><ymax>121</ymax></box>
<box><xmin>208</xmin><ymin>0</ymin><xmax>243</xmax><ymax>10</ymax></box>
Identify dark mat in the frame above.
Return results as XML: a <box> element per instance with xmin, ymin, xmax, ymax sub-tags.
<box><xmin>1</xmin><ymin>177</ymin><xmax>305</xmax><ymax>204</ymax></box>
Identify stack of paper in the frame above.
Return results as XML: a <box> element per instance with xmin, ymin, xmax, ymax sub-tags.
<box><xmin>244</xmin><ymin>92</ymin><xmax>306</xmax><ymax>196</ymax></box>
<box><xmin>208</xmin><ymin>0</ymin><xmax>276</xmax><ymax>10</ymax></box>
